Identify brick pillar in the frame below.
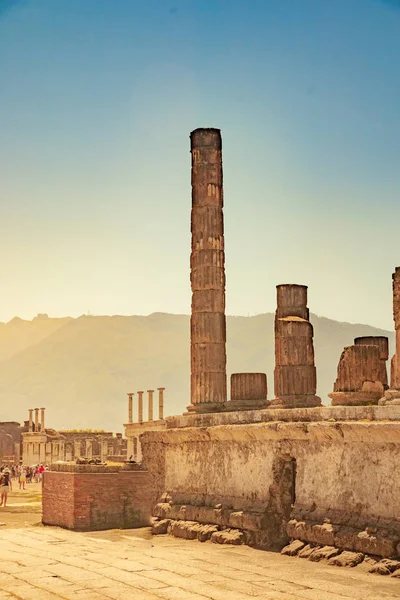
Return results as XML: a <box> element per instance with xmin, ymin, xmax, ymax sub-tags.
<box><xmin>271</xmin><ymin>284</ymin><xmax>321</xmax><ymax>408</ymax></box>
<box><xmin>34</xmin><ymin>408</ymin><xmax>39</xmax><ymax>432</ymax></box>
<box><xmin>157</xmin><ymin>387</ymin><xmax>165</xmax><ymax>420</ymax></box>
<box><xmin>187</xmin><ymin>128</ymin><xmax>227</xmax><ymax>413</ymax></box>
<box><xmin>128</xmin><ymin>393</ymin><xmax>133</xmax><ymax>423</ymax></box>
<box><xmin>137</xmin><ymin>391</ymin><xmax>143</xmax><ymax>424</ymax></box>
<box><xmin>40</xmin><ymin>407</ymin><xmax>45</xmax><ymax>432</ymax></box>
<box><xmin>28</xmin><ymin>409</ymin><xmax>33</xmax><ymax>432</ymax></box>
<box><xmin>147</xmin><ymin>390</ymin><xmax>154</xmax><ymax>421</ymax></box>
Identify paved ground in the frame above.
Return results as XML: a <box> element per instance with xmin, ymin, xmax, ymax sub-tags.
<box><xmin>0</xmin><ymin>484</ymin><xmax>399</xmax><ymax>599</ymax></box>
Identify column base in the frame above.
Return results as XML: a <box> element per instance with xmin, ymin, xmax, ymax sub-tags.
<box><xmin>185</xmin><ymin>402</ymin><xmax>225</xmax><ymax>414</ymax></box>
<box><xmin>224</xmin><ymin>399</ymin><xmax>271</xmax><ymax>412</ymax></box>
<box><xmin>328</xmin><ymin>391</ymin><xmax>381</xmax><ymax>406</ymax></box>
<box><xmin>269</xmin><ymin>395</ymin><xmax>322</xmax><ymax>409</ymax></box>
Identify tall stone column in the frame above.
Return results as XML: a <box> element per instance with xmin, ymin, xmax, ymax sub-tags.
<box><xmin>137</xmin><ymin>391</ymin><xmax>144</xmax><ymax>423</ymax></box>
<box><xmin>157</xmin><ymin>387</ymin><xmax>165</xmax><ymax>420</ymax></box>
<box><xmin>377</xmin><ymin>267</ymin><xmax>400</xmax><ymax>406</ymax></box>
<box><xmin>28</xmin><ymin>409</ymin><xmax>33</xmax><ymax>432</ymax></box>
<box><xmin>147</xmin><ymin>390</ymin><xmax>154</xmax><ymax>421</ymax></box>
<box><xmin>271</xmin><ymin>284</ymin><xmax>321</xmax><ymax>408</ymax></box>
<box><xmin>34</xmin><ymin>408</ymin><xmax>39</xmax><ymax>432</ymax></box>
<box><xmin>391</xmin><ymin>267</ymin><xmax>400</xmax><ymax>390</ymax></box>
<box><xmin>40</xmin><ymin>407</ymin><xmax>45</xmax><ymax>432</ymax></box>
<box><xmin>187</xmin><ymin>128</ymin><xmax>227</xmax><ymax>413</ymax></box>
<box><xmin>128</xmin><ymin>393</ymin><xmax>133</xmax><ymax>423</ymax></box>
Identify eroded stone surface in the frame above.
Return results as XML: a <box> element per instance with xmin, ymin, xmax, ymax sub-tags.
<box><xmin>328</xmin><ymin>551</ymin><xmax>364</xmax><ymax>567</ymax></box>
<box><xmin>281</xmin><ymin>539</ymin><xmax>305</xmax><ymax>556</ymax></box>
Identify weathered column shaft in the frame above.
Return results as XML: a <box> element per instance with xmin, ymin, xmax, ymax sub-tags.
<box><xmin>354</xmin><ymin>336</ymin><xmax>388</xmax><ymax>387</ymax></box>
<box><xmin>137</xmin><ymin>391</ymin><xmax>143</xmax><ymax>424</ymax></box>
<box><xmin>128</xmin><ymin>393</ymin><xmax>133</xmax><ymax>424</ymax></box>
<box><xmin>28</xmin><ymin>409</ymin><xmax>33</xmax><ymax>433</ymax></box>
<box><xmin>147</xmin><ymin>390</ymin><xmax>154</xmax><ymax>421</ymax></box>
<box><xmin>230</xmin><ymin>373</ymin><xmax>267</xmax><ymax>401</ymax></box>
<box><xmin>188</xmin><ymin>128</ymin><xmax>227</xmax><ymax>412</ymax></box>
<box><xmin>157</xmin><ymin>387</ymin><xmax>165</xmax><ymax>420</ymax></box>
<box><xmin>34</xmin><ymin>408</ymin><xmax>39</xmax><ymax>432</ymax></box>
<box><xmin>391</xmin><ymin>267</ymin><xmax>400</xmax><ymax>389</ymax></box>
<box><xmin>272</xmin><ymin>284</ymin><xmax>320</xmax><ymax>408</ymax></box>
<box><xmin>329</xmin><ymin>343</ymin><xmax>386</xmax><ymax>406</ymax></box>
<box><xmin>40</xmin><ymin>408</ymin><xmax>45</xmax><ymax>432</ymax></box>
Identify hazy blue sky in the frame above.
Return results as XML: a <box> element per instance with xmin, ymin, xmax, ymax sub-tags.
<box><xmin>1</xmin><ymin>0</ymin><xmax>400</xmax><ymax>329</ymax></box>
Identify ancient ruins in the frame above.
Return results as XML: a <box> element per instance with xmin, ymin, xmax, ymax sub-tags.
<box><xmin>124</xmin><ymin>388</ymin><xmax>166</xmax><ymax>462</ymax></box>
<box><xmin>21</xmin><ymin>408</ymin><xmax>126</xmax><ymax>464</ymax></box>
<box><xmin>41</xmin><ymin>128</ymin><xmax>400</xmax><ymax>578</ymax></box>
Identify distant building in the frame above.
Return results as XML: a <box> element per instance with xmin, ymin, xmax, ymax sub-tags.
<box><xmin>21</xmin><ymin>408</ymin><xmax>127</xmax><ymax>464</ymax></box>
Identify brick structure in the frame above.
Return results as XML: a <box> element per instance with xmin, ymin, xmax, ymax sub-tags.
<box><xmin>42</xmin><ymin>464</ymin><xmax>154</xmax><ymax>531</ymax></box>
<box><xmin>187</xmin><ymin>128</ymin><xmax>227</xmax><ymax>413</ymax></box>
<box><xmin>271</xmin><ymin>284</ymin><xmax>321</xmax><ymax>408</ymax></box>
<box><xmin>328</xmin><ymin>340</ymin><xmax>388</xmax><ymax>406</ymax></box>
<box><xmin>228</xmin><ymin>373</ymin><xmax>270</xmax><ymax>410</ymax></box>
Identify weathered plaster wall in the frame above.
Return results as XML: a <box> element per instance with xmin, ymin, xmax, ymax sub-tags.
<box><xmin>141</xmin><ymin>408</ymin><xmax>400</xmax><ymax>554</ymax></box>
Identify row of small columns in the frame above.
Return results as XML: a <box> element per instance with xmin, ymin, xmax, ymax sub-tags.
<box><xmin>127</xmin><ymin>388</ymin><xmax>165</xmax><ymax>424</ymax></box>
<box><xmin>28</xmin><ymin>407</ymin><xmax>45</xmax><ymax>432</ymax></box>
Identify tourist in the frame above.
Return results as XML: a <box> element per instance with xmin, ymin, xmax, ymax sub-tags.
<box><xmin>0</xmin><ymin>468</ymin><xmax>12</xmax><ymax>507</ymax></box>
<box><xmin>19</xmin><ymin>468</ymin><xmax>26</xmax><ymax>490</ymax></box>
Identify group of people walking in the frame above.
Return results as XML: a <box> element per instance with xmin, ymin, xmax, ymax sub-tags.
<box><xmin>0</xmin><ymin>463</ymin><xmax>47</xmax><ymax>508</ymax></box>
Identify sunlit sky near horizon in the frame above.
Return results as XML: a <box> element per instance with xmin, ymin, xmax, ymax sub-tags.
<box><xmin>1</xmin><ymin>0</ymin><xmax>400</xmax><ymax>329</ymax></box>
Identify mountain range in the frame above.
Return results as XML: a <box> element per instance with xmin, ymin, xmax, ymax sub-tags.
<box><xmin>0</xmin><ymin>312</ymin><xmax>394</xmax><ymax>433</ymax></box>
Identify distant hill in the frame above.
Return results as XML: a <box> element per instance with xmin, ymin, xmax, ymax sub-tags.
<box><xmin>0</xmin><ymin>313</ymin><xmax>394</xmax><ymax>433</ymax></box>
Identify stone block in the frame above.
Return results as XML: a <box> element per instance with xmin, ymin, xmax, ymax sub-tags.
<box><xmin>281</xmin><ymin>540</ymin><xmax>305</xmax><ymax>556</ymax></box>
<box><xmin>211</xmin><ymin>529</ymin><xmax>244</xmax><ymax>545</ymax></box>
<box><xmin>328</xmin><ymin>551</ymin><xmax>364</xmax><ymax>567</ymax></box>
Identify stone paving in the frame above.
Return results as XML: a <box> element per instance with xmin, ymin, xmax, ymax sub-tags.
<box><xmin>0</xmin><ymin>525</ymin><xmax>400</xmax><ymax>600</ymax></box>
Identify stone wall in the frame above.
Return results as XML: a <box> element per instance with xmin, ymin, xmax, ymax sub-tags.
<box><xmin>142</xmin><ymin>406</ymin><xmax>400</xmax><ymax>556</ymax></box>
<box><xmin>42</xmin><ymin>466</ymin><xmax>155</xmax><ymax>531</ymax></box>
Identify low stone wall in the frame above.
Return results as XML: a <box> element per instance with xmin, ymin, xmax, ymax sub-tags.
<box><xmin>42</xmin><ymin>466</ymin><xmax>155</xmax><ymax>531</ymax></box>
<box><xmin>142</xmin><ymin>407</ymin><xmax>400</xmax><ymax>557</ymax></box>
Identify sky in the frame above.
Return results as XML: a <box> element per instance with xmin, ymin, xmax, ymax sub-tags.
<box><xmin>1</xmin><ymin>0</ymin><xmax>400</xmax><ymax>330</ymax></box>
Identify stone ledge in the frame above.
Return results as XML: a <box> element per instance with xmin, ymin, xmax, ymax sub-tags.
<box><xmin>164</xmin><ymin>405</ymin><xmax>400</xmax><ymax>429</ymax></box>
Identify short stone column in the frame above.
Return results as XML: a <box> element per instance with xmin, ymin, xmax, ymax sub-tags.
<box><xmin>128</xmin><ymin>393</ymin><xmax>133</xmax><ymax>423</ymax></box>
<box><xmin>34</xmin><ymin>408</ymin><xmax>39</xmax><ymax>432</ymax></box>
<box><xmin>147</xmin><ymin>390</ymin><xmax>154</xmax><ymax>421</ymax></box>
<box><xmin>137</xmin><ymin>391</ymin><xmax>144</xmax><ymax>424</ymax></box>
<box><xmin>228</xmin><ymin>373</ymin><xmax>269</xmax><ymax>410</ymax></box>
<box><xmin>329</xmin><ymin>344</ymin><xmax>386</xmax><ymax>406</ymax></box>
<box><xmin>40</xmin><ymin>407</ymin><xmax>45</xmax><ymax>432</ymax></box>
<box><xmin>157</xmin><ymin>387</ymin><xmax>165</xmax><ymax>420</ymax></box>
<box><xmin>271</xmin><ymin>284</ymin><xmax>321</xmax><ymax>408</ymax></box>
<box><xmin>28</xmin><ymin>409</ymin><xmax>33</xmax><ymax>432</ymax></box>
<box><xmin>354</xmin><ymin>336</ymin><xmax>388</xmax><ymax>387</ymax></box>
<box><xmin>187</xmin><ymin>128</ymin><xmax>227</xmax><ymax>413</ymax></box>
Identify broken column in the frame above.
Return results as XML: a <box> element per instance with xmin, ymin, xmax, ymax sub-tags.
<box><xmin>187</xmin><ymin>128</ymin><xmax>227</xmax><ymax>413</ymax></box>
<box><xmin>228</xmin><ymin>373</ymin><xmax>270</xmax><ymax>410</ymax></box>
<box><xmin>157</xmin><ymin>387</ymin><xmax>165</xmax><ymax>420</ymax></box>
<box><xmin>271</xmin><ymin>284</ymin><xmax>321</xmax><ymax>408</ymax></box>
<box><xmin>329</xmin><ymin>340</ymin><xmax>387</xmax><ymax>406</ymax></box>
<box><xmin>354</xmin><ymin>336</ymin><xmax>388</xmax><ymax>387</ymax></box>
<box><xmin>381</xmin><ymin>267</ymin><xmax>400</xmax><ymax>405</ymax></box>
